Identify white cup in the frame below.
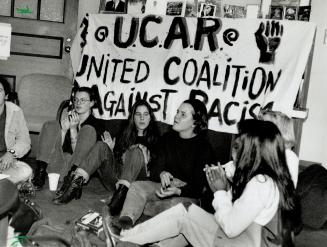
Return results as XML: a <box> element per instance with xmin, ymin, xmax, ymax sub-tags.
<box><xmin>48</xmin><ymin>173</ymin><xmax>60</xmax><ymax>191</ymax></box>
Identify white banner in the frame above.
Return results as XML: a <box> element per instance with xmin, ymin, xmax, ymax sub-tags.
<box><xmin>72</xmin><ymin>14</ymin><xmax>316</xmax><ymax>133</ymax></box>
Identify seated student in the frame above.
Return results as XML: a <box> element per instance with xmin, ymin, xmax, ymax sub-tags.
<box><xmin>109</xmin><ymin>119</ymin><xmax>299</xmax><ymax>247</ymax></box>
<box><xmin>259</xmin><ymin>110</ymin><xmax>299</xmax><ymax>187</ymax></box>
<box><xmin>0</xmin><ymin>77</ymin><xmax>32</xmax><ymax>184</ymax></box>
<box><xmin>113</xmin><ymin>99</ymin><xmax>215</xmax><ymax>229</ymax></box>
<box><xmin>32</xmin><ymin>85</ymin><xmax>104</xmax><ymax>192</ymax></box>
<box><xmin>52</xmin><ymin>100</ymin><xmax>159</xmax><ymax>205</ymax></box>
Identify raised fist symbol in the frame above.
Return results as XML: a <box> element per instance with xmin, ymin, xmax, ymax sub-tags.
<box><xmin>255</xmin><ymin>21</ymin><xmax>283</xmax><ymax>64</ymax></box>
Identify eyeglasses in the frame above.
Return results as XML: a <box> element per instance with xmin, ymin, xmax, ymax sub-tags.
<box><xmin>73</xmin><ymin>98</ymin><xmax>90</xmax><ymax>104</ymax></box>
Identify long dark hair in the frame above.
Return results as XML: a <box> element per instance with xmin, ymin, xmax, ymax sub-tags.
<box><xmin>114</xmin><ymin>100</ymin><xmax>159</xmax><ymax>159</ymax></box>
<box><xmin>74</xmin><ymin>84</ymin><xmax>103</xmax><ymax>115</ymax></box>
<box><xmin>232</xmin><ymin>119</ymin><xmax>295</xmax><ymax>208</ymax></box>
<box><xmin>232</xmin><ymin>119</ymin><xmax>299</xmax><ymax>246</ymax></box>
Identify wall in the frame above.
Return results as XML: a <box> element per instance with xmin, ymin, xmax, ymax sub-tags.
<box><xmin>299</xmin><ymin>0</ymin><xmax>327</xmax><ymax>165</ymax></box>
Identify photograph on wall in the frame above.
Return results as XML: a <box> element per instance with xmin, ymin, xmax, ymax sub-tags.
<box><xmin>127</xmin><ymin>0</ymin><xmax>147</xmax><ymax>14</ymax></box>
<box><xmin>232</xmin><ymin>5</ymin><xmax>246</xmax><ymax>18</ymax></box>
<box><xmin>199</xmin><ymin>2</ymin><xmax>216</xmax><ymax>17</ymax></box>
<box><xmin>284</xmin><ymin>6</ymin><xmax>297</xmax><ymax>20</ymax></box>
<box><xmin>100</xmin><ymin>0</ymin><xmax>128</xmax><ymax>13</ymax></box>
<box><xmin>166</xmin><ymin>0</ymin><xmax>186</xmax><ymax>16</ymax></box>
<box><xmin>197</xmin><ymin>0</ymin><xmax>221</xmax><ymax>17</ymax></box>
<box><xmin>298</xmin><ymin>6</ymin><xmax>310</xmax><ymax>21</ymax></box>
<box><xmin>223</xmin><ymin>4</ymin><xmax>233</xmax><ymax>18</ymax></box>
<box><xmin>145</xmin><ymin>0</ymin><xmax>167</xmax><ymax>15</ymax></box>
<box><xmin>185</xmin><ymin>0</ymin><xmax>197</xmax><ymax>17</ymax></box>
<box><xmin>269</xmin><ymin>5</ymin><xmax>283</xmax><ymax>20</ymax></box>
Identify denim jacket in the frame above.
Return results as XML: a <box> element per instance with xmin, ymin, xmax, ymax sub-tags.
<box><xmin>4</xmin><ymin>101</ymin><xmax>31</xmax><ymax>158</ymax></box>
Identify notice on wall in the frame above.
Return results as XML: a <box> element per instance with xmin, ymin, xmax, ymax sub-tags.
<box><xmin>0</xmin><ymin>23</ymin><xmax>11</xmax><ymax>60</ymax></box>
<box><xmin>71</xmin><ymin>14</ymin><xmax>316</xmax><ymax>133</ymax></box>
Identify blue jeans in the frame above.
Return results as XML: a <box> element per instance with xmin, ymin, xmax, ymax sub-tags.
<box><xmin>120</xmin><ymin>181</ymin><xmax>197</xmax><ymax>225</ymax></box>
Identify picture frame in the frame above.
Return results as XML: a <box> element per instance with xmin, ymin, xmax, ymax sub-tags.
<box><xmin>269</xmin><ymin>5</ymin><xmax>284</xmax><ymax>20</ymax></box>
<box><xmin>199</xmin><ymin>2</ymin><xmax>216</xmax><ymax>17</ymax></box>
<box><xmin>166</xmin><ymin>0</ymin><xmax>186</xmax><ymax>16</ymax></box>
<box><xmin>284</xmin><ymin>5</ymin><xmax>297</xmax><ymax>20</ymax></box>
<box><xmin>99</xmin><ymin>0</ymin><xmax>128</xmax><ymax>14</ymax></box>
<box><xmin>298</xmin><ymin>6</ymin><xmax>310</xmax><ymax>21</ymax></box>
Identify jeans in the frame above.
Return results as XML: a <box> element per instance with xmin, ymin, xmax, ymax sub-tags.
<box><xmin>120</xmin><ymin>181</ymin><xmax>196</xmax><ymax>225</ymax></box>
<box><xmin>120</xmin><ymin>203</ymin><xmax>218</xmax><ymax>247</ymax></box>
<box><xmin>37</xmin><ymin>121</ymin><xmax>97</xmax><ymax>178</ymax></box>
<box><xmin>2</xmin><ymin>161</ymin><xmax>32</xmax><ymax>184</ymax></box>
<box><xmin>78</xmin><ymin>144</ymin><xmax>148</xmax><ymax>190</ymax></box>
<box><xmin>118</xmin><ymin>146</ymin><xmax>148</xmax><ymax>188</ymax></box>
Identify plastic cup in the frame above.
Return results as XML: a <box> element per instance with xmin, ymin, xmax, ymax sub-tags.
<box><xmin>48</xmin><ymin>173</ymin><xmax>60</xmax><ymax>191</ymax></box>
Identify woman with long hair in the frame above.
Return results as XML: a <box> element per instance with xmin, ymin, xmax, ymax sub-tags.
<box><xmin>259</xmin><ymin>110</ymin><xmax>299</xmax><ymax>187</ymax></box>
<box><xmin>108</xmin><ymin>119</ymin><xmax>298</xmax><ymax>247</ymax></box>
<box><xmin>52</xmin><ymin>99</ymin><xmax>159</xmax><ymax>205</ymax></box>
<box><xmin>32</xmin><ymin>85</ymin><xmax>104</xmax><ymax>192</ymax></box>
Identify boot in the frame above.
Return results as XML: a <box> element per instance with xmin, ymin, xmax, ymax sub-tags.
<box><xmin>31</xmin><ymin>161</ymin><xmax>48</xmax><ymax>191</ymax></box>
<box><xmin>52</xmin><ymin>176</ymin><xmax>84</xmax><ymax>205</ymax></box>
<box><xmin>108</xmin><ymin>184</ymin><xmax>128</xmax><ymax>216</ymax></box>
<box><xmin>55</xmin><ymin>165</ymin><xmax>77</xmax><ymax>198</ymax></box>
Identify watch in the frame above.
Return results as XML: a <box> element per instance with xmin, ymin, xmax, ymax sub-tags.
<box><xmin>7</xmin><ymin>149</ymin><xmax>16</xmax><ymax>156</ymax></box>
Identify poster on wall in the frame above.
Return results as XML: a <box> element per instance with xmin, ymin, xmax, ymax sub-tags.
<box><xmin>71</xmin><ymin>14</ymin><xmax>316</xmax><ymax>133</ymax></box>
<box><xmin>0</xmin><ymin>23</ymin><xmax>11</xmax><ymax>60</ymax></box>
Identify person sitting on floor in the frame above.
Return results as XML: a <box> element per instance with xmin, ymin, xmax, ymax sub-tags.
<box><xmin>0</xmin><ymin>77</ymin><xmax>32</xmax><ymax>185</ymax></box>
<box><xmin>32</xmin><ymin>85</ymin><xmax>104</xmax><ymax>194</ymax></box>
<box><xmin>108</xmin><ymin>119</ymin><xmax>299</xmax><ymax>247</ymax></box>
<box><xmin>259</xmin><ymin>109</ymin><xmax>299</xmax><ymax>187</ymax></box>
<box><xmin>112</xmin><ymin>99</ymin><xmax>216</xmax><ymax>230</ymax></box>
<box><xmin>52</xmin><ymin>99</ymin><xmax>160</xmax><ymax>205</ymax></box>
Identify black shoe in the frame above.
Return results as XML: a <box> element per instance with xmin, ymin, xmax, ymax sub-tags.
<box><xmin>54</xmin><ymin>165</ymin><xmax>77</xmax><ymax>198</ymax></box>
<box><xmin>118</xmin><ymin>215</ymin><xmax>133</xmax><ymax>230</ymax></box>
<box><xmin>108</xmin><ymin>184</ymin><xmax>128</xmax><ymax>216</ymax></box>
<box><xmin>31</xmin><ymin>161</ymin><xmax>48</xmax><ymax>191</ymax></box>
<box><xmin>52</xmin><ymin>176</ymin><xmax>84</xmax><ymax>205</ymax></box>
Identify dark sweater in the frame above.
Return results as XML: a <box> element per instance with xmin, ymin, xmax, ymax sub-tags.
<box><xmin>150</xmin><ymin>131</ymin><xmax>215</xmax><ymax>199</ymax></box>
<box><xmin>62</xmin><ymin>114</ymin><xmax>104</xmax><ymax>154</ymax></box>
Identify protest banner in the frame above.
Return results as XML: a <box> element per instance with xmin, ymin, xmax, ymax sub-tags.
<box><xmin>72</xmin><ymin>14</ymin><xmax>315</xmax><ymax>133</ymax></box>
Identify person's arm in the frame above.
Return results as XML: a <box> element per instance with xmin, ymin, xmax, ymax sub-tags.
<box><xmin>212</xmin><ymin>175</ymin><xmax>278</xmax><ymax>238</ymax></box>
<box><xmin>9</xmin><ymin>109</ymin><xmax>31</xmax><ymax>158</ymax></box>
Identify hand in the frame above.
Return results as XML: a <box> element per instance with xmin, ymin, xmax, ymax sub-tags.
<box><xmin>205</xmin><ymin>164</ymin><xmax>230</xmax><ymax>193</ymax></box>
<box><xmin>102</xmin><ymin>131</ymin><xmax>115</xmax><ymax>151</ymax></box>
<box><xmin>160</xmin><ymin>171</ymin><xmax>173</xmax><ymax>189</ymax></box>
<box><xmin>255</xmin><ymin>21</ymin><xmax>283</xmax><ymax>64</ymax></box>
<box><xmin>155</xmin><ymin>186</ymin><xmax>181</xmax><ymax>198</ymax></box>
<box><xmin>61</xmin><ymin>116</ymin><xmax>70</xmax><ymax>131</ymax></box>
<box><xmin>138</xmin><ymin>144</ymin><xmax>150</xmax><ymax>165</ymax></box>
<box><xmin>69</xmin><ymin>111</ymin><xmax>80</xmax><ymax>129</ymax></box>
<box><xmin>0</xmin><ymin>152</ymin><xmax>15</xmax><ymax>171</ymax></box>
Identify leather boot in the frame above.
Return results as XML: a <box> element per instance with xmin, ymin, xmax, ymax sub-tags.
<box><xmin>54</xmin><ymin>165</ymin><xmax>78</xmax><ymax>198</ymax></box>
<box><xmin>52</xmin><ymin>176</ymin><xmax>84</xmax><ymax>205</ymax></box>
<box><xmin>31</xmin><ymin>161</ymin><xmax>48</xmax><ymax>191</ymax></box>
<box><xmin>108</xmin><ymin>184</ymin><xmax>128</xmax><ymax>216</ymax></box>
